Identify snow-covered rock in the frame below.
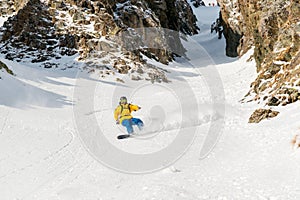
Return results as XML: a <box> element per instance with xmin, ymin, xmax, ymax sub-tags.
<box><xmin>0</xmin><ymin>0</ymin><xmax>198</xmax><ymax>82</ymax></box>
<box><xmin>218</xmin><ymin>0</ymin><xmax>300</xmax><ymax>113</ymax></box>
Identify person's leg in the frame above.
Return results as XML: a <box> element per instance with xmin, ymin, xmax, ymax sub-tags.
<box><xmin>131</xmin><ymin>118</ymin><xmax>144</xmax><ymax>130</ymax></box>
<box><xmin>122</xmin><ymin>119</ymin><xmax>133</xmax><ymax>134</ymax></box>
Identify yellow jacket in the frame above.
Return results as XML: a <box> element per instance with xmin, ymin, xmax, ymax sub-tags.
<box><xmin>114</xmin><ymin>103</ymin><xmax>140</xmax><ymax>124</ymax></box>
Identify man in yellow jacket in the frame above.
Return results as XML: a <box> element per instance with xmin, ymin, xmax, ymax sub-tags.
<box><xmin>114</xmin><ymin>96</ymin><xmax>144</xmax><ymax>134</ymax></box>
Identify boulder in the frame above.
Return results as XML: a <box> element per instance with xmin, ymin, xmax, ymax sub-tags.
<box><xmin>0</xmin><ymin>60</ymin><xmax>14</xmax><ymax>75</ymax></box>
<box><xmin>248</xmin><ymin>109</ymin><xmax>279</xmax><ymax>123</ymax></box>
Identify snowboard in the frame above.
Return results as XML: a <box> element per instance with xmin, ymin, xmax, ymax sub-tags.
<box><xmin>117</xmin><ymin>134</ymin><xmax>131</xmax><ymax>140</ymax></box>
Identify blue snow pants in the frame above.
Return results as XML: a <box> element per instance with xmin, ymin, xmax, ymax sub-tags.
<box><xmin>121</xmin><ymin>118</ymin><xmax>144</xmax><ymax>134</ymax></box>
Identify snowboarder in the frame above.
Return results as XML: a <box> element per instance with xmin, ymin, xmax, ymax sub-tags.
<box><xmin>114</xmin><ymin>96</ymin><xmax>144</xmax><ymax>135</ymax></box>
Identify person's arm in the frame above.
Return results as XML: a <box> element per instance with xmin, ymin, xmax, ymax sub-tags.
<box><xmin>114</xmin><ymin>106</ymin><xmax>120</xmax><ymax>121</ymax></box>
<box><xmin>129</xmin><ymin>104</ymin><xmax>141</xmax><ymax>111</ymax></box>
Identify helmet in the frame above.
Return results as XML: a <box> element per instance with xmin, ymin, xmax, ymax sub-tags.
<box><xmin>119</xmin><ymin>96</ymin><xmax>127</xmax><ymax>104</ymax></box>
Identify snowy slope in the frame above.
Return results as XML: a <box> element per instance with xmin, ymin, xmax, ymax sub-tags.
<box><xmin>0</xmin><ymin>17</ymin><xmax>7</xmax><ymax>27</ymax></box>
<box><xmin>1</xmin><ymin>5</ymin><xmax>300</xmax><ymax>200</ymax></box>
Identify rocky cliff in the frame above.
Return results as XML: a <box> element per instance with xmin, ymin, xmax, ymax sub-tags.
<box><xmin>218</xmin><ymin>0</ymin><xmax>300</xmax><ymax>107</ymax></box>
<box><xmin>0</xmin><ymin>0</ymin><xmax>198</xmax><ymax>82</ymax></box>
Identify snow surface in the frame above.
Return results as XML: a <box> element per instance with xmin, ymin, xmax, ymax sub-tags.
<box><xmin>0</xmin><ymin>17</ymin><xmax>7</xmax><ymax>27</ymax></box>
<box><xmin>1</xmin><ymin>5</ymin><xmax>300</xmax><ymax>200</ymax></box>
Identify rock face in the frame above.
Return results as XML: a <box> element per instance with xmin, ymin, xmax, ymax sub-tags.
<box><xmin>219</xmin><ymin>12</ymin><xmax>241</xmax><ymax>57</ymax></box>
<box><xmin>0</xmin><ymin>0</ymin><xmax>28</xmax><ymax>16</ymax></box>
<box><xmin>218</xmin><ymin>0</ymin><xmax>300</xmax><ymax>107</ymax></box>
<box><xmin>0</xmin><ymin>0</ymin><xmax>198</xmax><ymax>81</ymax></box>
<box><xmin>0</xmin><ymin>0</ymin><xmax>77</xmax><ymax>63</ymax></box>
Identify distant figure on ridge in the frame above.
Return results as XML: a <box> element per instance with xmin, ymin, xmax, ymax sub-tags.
<box><xmin>217</xmin><ymin>25</ymin><xmax>223</xmax><ymax>39</ymax></box>
<box><xmin>191</xmin><ymin>0</ymin><xmax>205</xmax><ymax>7</ymax></box>
<box><xmin>211</xmin><ymin>22</ymin><xmax>216</xmax><ymax>33</ymax></box>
